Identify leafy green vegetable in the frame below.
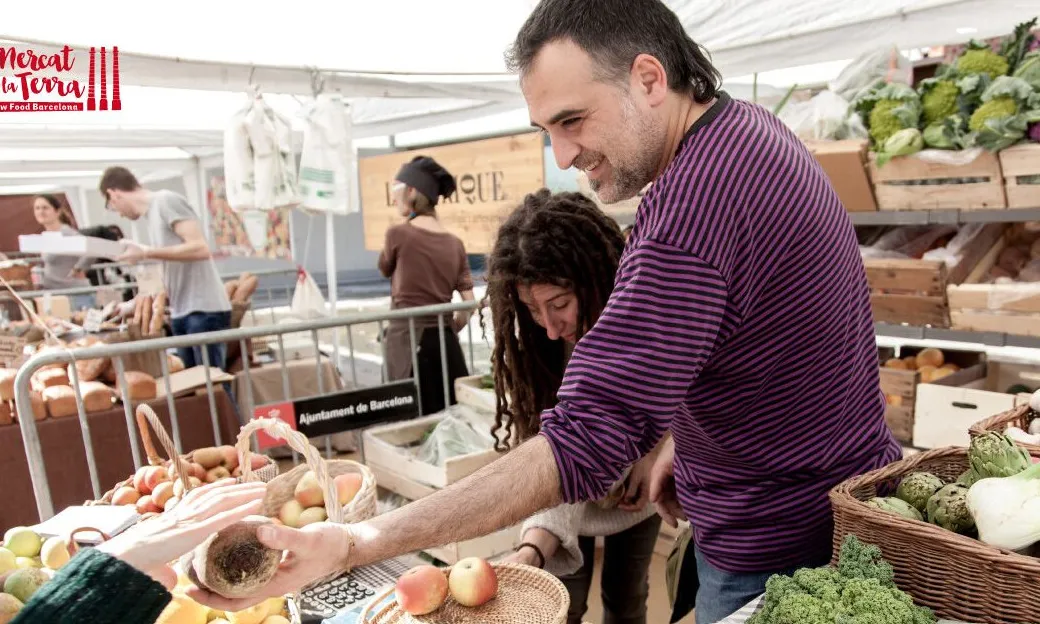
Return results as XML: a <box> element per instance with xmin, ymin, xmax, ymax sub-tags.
<box><xmin>1014</xmin><ymin>50</ymin><xmax>1040</xmax><ymax>91</ymax></box>
<box><xmin>922</xmin><ymin>116</ymin><xmax>970</xmax><ymax>150</ymax></box>
<box><xmin>875</xmin><ymin>128</ymin><xmax>924</xmax><ymax>167</ymax></box>
<box><xmin>1000</xmin><ymin>17</ymin><xmax>1038</xmax><ymax>75</ymax></box>
<box><xmin>966</xmin><ymin>76</ymin><xmax>1040</xmax><ymax>151</ymax></box>
<box><xmin>747</xmin><ymin>536</ymin><xmax>935</xmax><ymax>624</ymax></box>
<box><xmin>895</xmin><ymin>472</ymin><xmax>944</xmax><ymax>514</ymax></box>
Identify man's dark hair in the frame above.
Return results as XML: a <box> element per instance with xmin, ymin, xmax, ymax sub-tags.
<box><xmin>98</xmin><ymin>166</ymin><xmax>141</xmax><ymax>196</ymax></box>
<box><xmin>505</xmin><ymin>0</ymin><xmax>721</xmax><ymax>103</ymax></box>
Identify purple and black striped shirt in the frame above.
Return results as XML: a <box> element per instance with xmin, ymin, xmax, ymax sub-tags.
<box><xmin>539</xmin><ymin>92</ymin><xmax>901</xmax><ymax>573</ymax></box>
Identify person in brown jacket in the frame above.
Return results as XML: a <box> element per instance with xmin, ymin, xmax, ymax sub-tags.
<box><xmin>378</xmin><ymin>156</ymin><xmax>475</xmax><ymax>414</ymax></box>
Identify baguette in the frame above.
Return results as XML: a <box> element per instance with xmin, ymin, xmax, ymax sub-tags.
<box><xmin>224</xmin><ymin>280</ymin><xmax>239</xmax><ymax>300</ymax></box>
<box><xmin>232</xmin><ymin>274</ymin><xmax>259</xmax><ymax>303</ymax></box>
<box><xmin>132</xmin><ymin>295</ymin><xmax>144</xmax><ymax>327</ymax></box>
<box><xmin>150</xmin><ymin>292</ymin><xmax>167</xmax><ymax>335</ymax></box>
<box><xmin>140</xmin><ymin>295</ymin><xmax>153</xmax><ymax>336</ymax></box>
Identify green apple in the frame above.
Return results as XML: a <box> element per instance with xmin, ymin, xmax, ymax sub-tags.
<box><xmin>0</xmin><ymin>550</ymin><xmax>14</xmax><ymax>575</ymax></box>
<box><xmin>3</xmin><ymin>529</ymin><xmax>41</xmax><ymax>559</ymax></box>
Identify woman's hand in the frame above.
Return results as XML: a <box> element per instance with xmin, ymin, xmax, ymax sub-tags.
<box><xmin>499</xmin><ymin>527</ymin><xmax>559</xmax><ymax>569</ymax></box>
<box><xmin>618</xmin><ymin>453</ymin><xmax>655</xmax><ymax>512</ymax></box>
<box><xmin>96</xmin><ymin>480</ymin><xmax>266</xmax><ymax>589</ymax></box>
<box><xmin>648</xmin><ymin>436</ymin><xmax>687</xmax><ymax>528</ymax></box>
<box><xmin>501</xmin><ymin>545</ymin><xmax>542</xmax><ymax>567</ymax></box>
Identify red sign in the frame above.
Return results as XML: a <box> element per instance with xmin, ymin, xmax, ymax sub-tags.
<box><xmin>252</xmin><ymin>401</ymin><xmax>298</xmax><ymax>451</ymax></box>
<box><xmin>0</xmin><ymin>44</ymin><xmax>121</xmax><ymax>113</ymax></box>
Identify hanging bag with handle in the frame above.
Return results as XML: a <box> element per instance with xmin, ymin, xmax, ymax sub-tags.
<box><xmin>290</xmin><ymin>266</ymin><xmax>328</xmax><ymax>319</ymax></box>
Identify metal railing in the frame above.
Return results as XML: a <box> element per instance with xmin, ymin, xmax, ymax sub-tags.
<box><xmin>15</xmin><ymin>266</ymin><xmax>302</xmax><ymax>324</ymax></box>
<box><xmin>14</xmin><ymin>300</ymin><xmax>483</xmax><ymax>521</ymax></box>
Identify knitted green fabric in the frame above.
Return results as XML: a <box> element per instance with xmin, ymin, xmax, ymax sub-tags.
<box><xmin>11</xmin><ymin>547</ymin><xmax>171</xmax><ymax>624</ymax></box>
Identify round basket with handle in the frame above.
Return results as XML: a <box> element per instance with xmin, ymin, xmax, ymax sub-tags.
<box><xmin>88</xmin><ymin>404</ymin><xmax>279</xmax><ymax>506</ymax></box>
<box><xmin>359</xmin><ymin>563</ymin><xmax>570</xmax><ymax>624</ymax></box>
<box><xmin>830</xmin><ymin>445</ymin><xmax>1040</xmax><ymax>624</ymax></box>
<box><xmin>237</xmin><ymin>417</ymin><xmax>378</xmax><ymax>525</ymax></box>
<box><xmin>968</xmin><ymin>403</ymin><xmax>1040</xmax><ymax>454</ymax></box>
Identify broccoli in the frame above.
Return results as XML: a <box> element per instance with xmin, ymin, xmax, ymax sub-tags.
<box><xmin>919</xmin><ymin>79</ymin><xmax>960</xmax><ymax>125</ymax></box>
<box><xmin>957</xmin><ymin>42</ymin><xmax>1010</xmax><ymax>79</ymax></box>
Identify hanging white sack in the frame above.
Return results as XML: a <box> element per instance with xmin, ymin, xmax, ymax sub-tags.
<box><xmin>289</xmin><ymin>266</ymin><xmax>328</xmax><ymax>319</ymax></box>
<box><xmin>298</xmin><ymin>94</ymin><xmax>356</xmax><ymax>214</ymax></box>
<box><xmin>223</xmin><ymin>102</ymin><xmax>255</xmax><ymax>211</ymax></box>
<box><xmin>244</xmin><ymin>97</ymin><xmax>300</xmax><ymax>211</ymax></box>
<box><xmin>270</xmin><ymin>105</ymin><xmax>301</xmax><ymax>210</ymax></box>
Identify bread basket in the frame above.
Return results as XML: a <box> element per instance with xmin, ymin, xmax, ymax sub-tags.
<box><xmin>360</xmin><ymin>563</ymin><xmax>570</xmax><ymax>624</ymax></box>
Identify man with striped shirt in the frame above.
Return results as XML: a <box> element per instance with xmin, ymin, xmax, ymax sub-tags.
<box><xmin>190</xmin><ymin>1</ymin><xmax>902</xmax><ymax>620</ymax></box>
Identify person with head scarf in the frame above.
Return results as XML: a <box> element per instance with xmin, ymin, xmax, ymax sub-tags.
<box><xmin>378</xmin><ymin>156</ymin><xmax>475</xmax><ymax>415</ymax></box>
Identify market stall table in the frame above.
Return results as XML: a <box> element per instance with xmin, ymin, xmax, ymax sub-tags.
<box><xmin>0</xmin><ymin>387</ymin><xmax>239</xmax><ymax>530</ymax></box>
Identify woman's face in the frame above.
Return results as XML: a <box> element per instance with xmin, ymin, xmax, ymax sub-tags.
<box><xmin>391</xmin><ymin>182</ymin><xmax>411</xmax><ymax>217</ymax></box>
<box><xmin>33</xmin><ymin>198</ymin><xmax>59</xmax><ymax>227</ymax></box>
<box><xmin>517</xmin><ymin>283</ymin><xmax>579</xmax><ymax>344</ymax></box>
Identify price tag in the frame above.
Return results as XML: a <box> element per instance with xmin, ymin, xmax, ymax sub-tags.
<box><xmin>135</xmin><ymin>265</ymin><xmax>164</xmax><ymax>297</ymax></box>
<box><xmin>0</xmin><ymin>335</ymin><xmax>27</xmax><ymax>366</ymax></box>
<box><xmin>84</xmin><ymin>308</ymin><xmax>105</xmax><ymax>332</ymax></box>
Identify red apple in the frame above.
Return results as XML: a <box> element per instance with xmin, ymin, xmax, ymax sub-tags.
<box><xmin>132</xmin><ymin>466</ymin><xmax>152</xmax><ymax>494</ymax></box>
<box><xmin>152</xmin><ymin>481</ymin><xmax>175</xmax><ymax>509</ymax></box>
<box><xmin>334</xmin><ymin>474</ymin><xmax>364</xmax><ymax>506</ymax></box>
<box><xmin>112</xmin><ymin>486</ymin><xmax>140</xmax><ymax>506</ymax></box>
<box><xmin>293</xmin><ymin>471</ymin><xmax>324</xmax><ymax>508</ymax></box>
<box><xmin>279</xmin><ymin>500</ymin><xmax>304</xmax><ymax>528</ymax></box>
<box><xmin>448</xmin><ymin>558</ymin><xmax>497</xmax><ymax>607</ymax></box>
<box><xmin>135</xmin><ymin>495</ymin><xmax>161</xmax><ymax>515</ymax></box>
<box><xmin>395</xmin><ymin>565</ymin><xmax>448</xmax><ymax>615</ymax></box>
<box><xmin>144</xmin><ymin>466</ymin><xmax>168</xmax><ymax>493</ymax></box>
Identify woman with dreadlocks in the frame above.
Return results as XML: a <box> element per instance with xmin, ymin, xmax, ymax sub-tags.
<box><xmin>488</xmin><ymin>189</ymin><xmax>665</xmax><ymax>624</ymax></box>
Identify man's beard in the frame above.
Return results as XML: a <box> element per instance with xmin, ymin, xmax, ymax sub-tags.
<box><xmin>585</xmin><ymin>106</ymin><xmax>660</xmax><ymax>204</ymax></box>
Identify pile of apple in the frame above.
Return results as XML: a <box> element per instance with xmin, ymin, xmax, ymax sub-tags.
<box><xmin>110</xmin><ymin>446</ymin><xmax>270</xmax><ymax>517</ymax></box>
<box><xmin>0</xmin><ymin>526</ymin><xmax>74</xmax><ymax>622</ymax></box>
<box><xmin>274</xmin><ymin>470</ymin><xmax>363</xmax><ymax>528</ymax></box>
<box><xmin>395</xmin><ymin>557</ymin><xmax>498</xmax><ymax>616</ymax></box>
<box><xmin>156</xmin><ymin>568</ymin><xmax>289</xmax><ymax>624</ymax></box>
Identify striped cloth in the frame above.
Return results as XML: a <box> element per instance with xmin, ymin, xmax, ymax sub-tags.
<box><xmin>538</xmin><ymin>91</ymin><xmax>902</xmax><ymax>574</ymax></box>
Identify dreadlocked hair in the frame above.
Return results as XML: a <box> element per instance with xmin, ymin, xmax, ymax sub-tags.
<box><xmin>482</xmin><ymin>188</ymin><xmax>625</xmax><ymax>452</ymax></box>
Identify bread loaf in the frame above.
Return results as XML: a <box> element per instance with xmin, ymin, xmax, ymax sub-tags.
<box><xmin>167</xmin><ymin>354</ymin><xmax>185</xmax><ymax>374</ymax></box>
<box><xmin>0</xmin><ymin>401</ymin><xmax>11</xmax><ymax>426</ymax></box>
<box><xmin>72</xmin><ymin>355</ymin><xmax>110</xmax><ymax>383</ymax></box>
<box><xmin>23</xmin><ymin>390</ymin><xmax>47</xmax><ymax>421</ymax></box>
<box><xmin>224</xmin><ymin>280</ymin><xmax>239</xmax><ymax>300</ymax></box>
<box><xmin>101</xmin><ymin>364</ymin><xmax>118</xmax><ymax>384</ymax></box>
<box><xmin>232</xmin><ymin>274</ymin><xmax>259</xmax><ymax>304</ymax></box>
<box><xmin>132</xmin><ymin>295</ymin><xmax>144</xmax><ymax>327</ymax></box>
<box><xmin>32</xmin><ymin>368</ymin><xmax>70</xmax><ymax>392</ymax></box>
<box><xmin>150</xmin><ymin>293</ymin><xmax>167</xmax><ymax>335</ymax></box>
<box><xmin>43</xmin><ymin>386</ymin><xmax>78</xmax><ymax>419</ymax></box>
<box><xmin>119</xmin><ymin>371</ymin><xmax>157</xmax><ymax>401</ymax></box>
<box><xmin>80</xmin><ymin>381</ymin><xmax>115</xmax><ymax>413</ymax></box>
<box><xmin>140</xmin><ymin>295</ymin><xmax>153</xmax><ymax>336</ymax></box>
<box><xmin>0</xmin><ymin>368</ymin><xmax>15</xmax><ymax>402</ymax></box>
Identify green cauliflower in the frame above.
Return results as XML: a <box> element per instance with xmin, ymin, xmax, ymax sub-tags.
<box><xmin>895</xmin><ymin>472</ymin><xmax>945</xmax><ymax>514</ymax></box>
<box><xmin>969</xmin><ymin>430</ymin><xmax>1032</xmax><ymax>478</ymax></box>
<box><xmin>956</xmin><ymin>41</ymin><xmax>1010</xmax><ymax>79</ymax></box>
<box><xmin>865</xmin><ymin>496</ymin><xmax>924</xmax><ymax>522</ymax></box>
<box><xmin>919</xmin><ymin>78</ymin><xmax>960</xmax><ymax>125</ymax></box>
<box><xmin>925</xmin><ymin>483</ymin><xmax>976</xmax><ymax>535</ymax></box>
<box><xmin>969</xmin><ymin>97</ymin><xmax>1020</xmax><ymax>131</ymax></box>
<box><xmin>853</xmin><ymin>83</ymin><xmax>922</xmax><ymax>147</ymax></box>
<box><xmin>966</xmin><ymin>76</ymin><xmax>1040</xmax><ymax>151</ymax></box>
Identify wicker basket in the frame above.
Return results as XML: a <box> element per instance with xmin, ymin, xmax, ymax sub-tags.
<box><xmin>360</xmin><ymin>563</ymin><xmax>569</xmax><ymax>624</ymax></box>
<box><xmin>968</xmin><ymin>404</ymin><xmax>1040</xmax><ymax>454</ymax></box>
<box><xmin>237</xmin><ymin>417</ymin><xmax>378</xmax><ymax>524</ymax></box>
<box><xmin>88</xmin><ymin>404</ymin><xmax>279</xmax><ymax>506</ymax></box>
<box><xmin>830</xmin><ymin>446</ymin><xmax>1040</xmax><ymax>624</ymax></box>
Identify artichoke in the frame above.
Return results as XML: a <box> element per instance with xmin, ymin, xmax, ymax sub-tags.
<box><xmin>926</xmin><ymin>483</ymin><xmax>976</xmax><ymax>535</ymax></box>
<box><xmin>969</xmin><ymin>431</ymin><xmax>1031</xmax><ymax>479</ymax></box>
<box><xmin>896</xmin><ymin>472</ymin><xmax>945</xmax><ymax>514</ymax></box>
<box><xmin>956</xmin><ymin>468</ymin><xmax>981</xmax><ymax>487</ymax></box>
<box><xmin>866</xmin><ymin>496</ymin><xmax>924</xmax><ymax>522</ymax></box>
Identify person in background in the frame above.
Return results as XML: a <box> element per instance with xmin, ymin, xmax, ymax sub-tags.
<box><xmin>99</xmin><ymin>166</ymin><xmax>233</xmax><ymax>370</ymax></box>
<box><xmin>32</xmin><ymin>194</ymin><xmax>94</xmax><ymax>310</ymax></box>
<box><xmin>378</xmin><ymin>156</ymin><xmax>475</xmax><ymax>415</ymax></box>
<box><xmin>9</xmin><ymin>480</ymin><xmax>265</xmax><ymax>624</ymax></box>
<box><xmin>489</xmin><ymin>189</ymin><xmax>663</xmax><ymax>624</ymax></box>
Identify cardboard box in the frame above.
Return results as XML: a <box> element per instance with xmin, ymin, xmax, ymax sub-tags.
<box><xmin>805</xmin><ymin>139</ymin><xmax>878</xmax><ymax>212</ymax></box>
<box><xmin>19</xmin><ymin>233</ymin><xmax>124</xmax><ymax>259</ymax></box>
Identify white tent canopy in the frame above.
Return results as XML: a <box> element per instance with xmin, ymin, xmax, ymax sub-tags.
<box><xmin>0</xmin><ymin>0</ymin><xmax>1035</xmax><ymax>188</ymax></box>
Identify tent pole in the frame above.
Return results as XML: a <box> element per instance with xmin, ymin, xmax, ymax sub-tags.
<box><xmin>76</xmin><ymin>186</ymin><xmax>93</xmax><ymax>227</ymax></box>
<box><xmin>194</xmin><ymin>157</ymin><xmax>213</xmax><ymax>246</ymax></box>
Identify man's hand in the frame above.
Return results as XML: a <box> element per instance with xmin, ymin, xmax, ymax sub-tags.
<box><xmin>648</xmin><ymin>436</ymin><xmax>686</xmax><ymax>528</ymax></box>
<box><xmin>117</xmin><ymin>240</ymin><xmax>151</xmax><ymax>264</ymax></box>
<box><xmin>185</xmin><ymin>521</ymin><xmax>353</xmax><ymax>612</ymax></box>
<box><xmin>618</xmin><ymin>453</ymin><xmax>654</xmax><ymax>512</ymax></box>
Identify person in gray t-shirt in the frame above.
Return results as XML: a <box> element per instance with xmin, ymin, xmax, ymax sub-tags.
<box><xmin>99</xmin><ymin>166</ymin><xmax>232</xmax><ymax>370</ymax></box>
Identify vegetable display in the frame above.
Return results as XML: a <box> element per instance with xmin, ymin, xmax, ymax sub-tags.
<box><xmin>895</xmin><ymin>472</ymin><xmax>944</xmax><ymax>515</ymax></box>
<box><xmin>967</xmin><ymin>459</ymin><xmax>1040</xmax><ymax>552</ymax></box>
<box><xmin>746</xmin><ymin>535</ymin><xmax>935</xmax><ymax>624</ymax></box>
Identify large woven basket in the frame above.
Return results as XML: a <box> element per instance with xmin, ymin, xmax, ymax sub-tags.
<box><xmin>89</xmin><ymin>404</ymin><xmax>279</xmax><ymax>506</ymax></box>
<box><xmin>830</xmin><ymin>446</ymin><xmax>1040</xmax><ymax>624</ymax></box>
<box><xmin>237</xmin><ymin>417</ymin><xmax>378</xmax><ymax>524</ymax></box>
<box><xmin>968</xmin><ymin>404</ymin><xmax>1040</xmax><ymax>454</ymax></box>
<box><xmin>360</xmin><ymin>563</ymin><xmax>569</xmax><ymax>624</ymax></box>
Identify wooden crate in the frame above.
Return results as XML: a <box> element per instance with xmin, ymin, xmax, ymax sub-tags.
<box><xmin>863</xmin><ymin>223</ymin><xmax>1003</xmax><ymax>327</ymax></box>
<box><xmin>454</xmin><ymin>374</ymin><xmax>497</xmax><ymax>414</ymax></box>
<box><xmin>949</xmin><ymin>237</ymin><xmax>1040</xmax><ymax>337</ymax></box>
<box><xmin>369</xmin><ymin>460</ymin><xmax>521</xmax><ymax>564</ymax></box>
<box><xmin>868</xmin><ymin>150</ymin><xmax>1007</xmax><ymax>211</ymax></box>
<box><xmin>877</xmin><ymin>346</ymin><xmax>986</xmax><ymax>446</ymax></box>
<box><xmin>362</xmin><ymin>411</ymin><xmax>501</xmax><ymax>489</ymax></box>
<box><xmin>999</xmin><ymin>143</ymin><xmax>1040</xmax><ymax>209</ymax></box>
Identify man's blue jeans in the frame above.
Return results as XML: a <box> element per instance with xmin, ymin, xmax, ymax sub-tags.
<box><xmin>693</xmin><ymin>547</ymin><xmax>830</xmax><ymax>624</ymax></box>
<box><xmin>170</xmin><ymin>311</ymin><xmax>232</xmax><ymax>370</ymax></box>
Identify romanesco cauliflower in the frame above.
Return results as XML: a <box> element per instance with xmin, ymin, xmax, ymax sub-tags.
<box><xmin>920</xmin><ymin>80</ymin><xmax>960</xmax><ymax>124</ymax></box>
<box><xmin>970</xmin><ymin>97</ymin><xmax>1020</xmax><ymax>131</ymax></box>
<box><xmin>957</xmin><ymin>46</ymin><xmax>1010</xmax><ymax>79</ymax></box>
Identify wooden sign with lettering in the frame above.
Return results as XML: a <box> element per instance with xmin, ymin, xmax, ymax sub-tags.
<box><xmin>360</xmin><ymin>132</ymin><xmax>546</xmax><ymax>255</ymax></box>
